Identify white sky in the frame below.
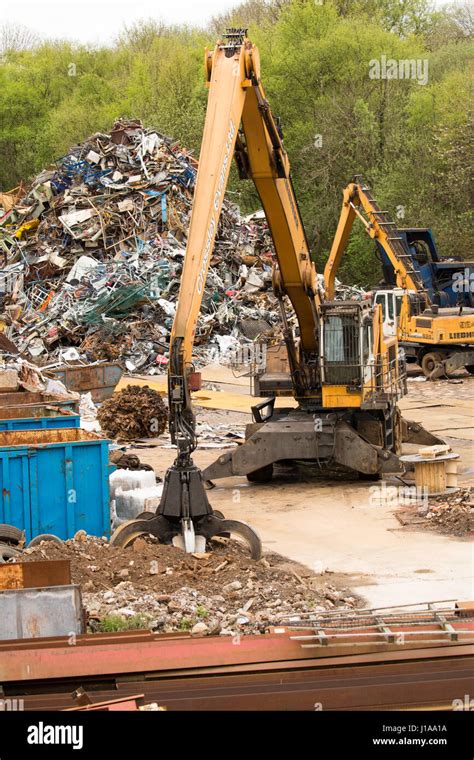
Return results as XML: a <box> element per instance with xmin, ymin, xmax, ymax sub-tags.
<box><xmin>3</xmin><ymin>0</ymin><xmax>452</xmax><ymax>46</ymax></box>
<box><xmin>3</xmin><ymin>1</ymin><xmax>239</xmax><ymax>45</ymax></box>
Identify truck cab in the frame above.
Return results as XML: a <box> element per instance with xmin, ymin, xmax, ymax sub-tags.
<box><xmin>372</xmin><ymin>289</ymin><xmax>404</xmax><ymax>338</ymax></box>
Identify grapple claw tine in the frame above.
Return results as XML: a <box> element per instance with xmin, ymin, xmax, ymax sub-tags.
<box><xmin>110</xmin><ymin>515</ymin><xmax>177</xmax><ymax>547</ymax></box>
<box><xmin>197</xmin><ymin>515</ymin><xmax>262</xmax><ymax>560</ymax></box>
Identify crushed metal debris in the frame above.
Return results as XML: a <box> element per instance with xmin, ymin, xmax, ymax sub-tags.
<box><xmin>0</xmin><ymin>119</ymin><xmax>365</xmax><ymax>376</ymax></box>
<box><xmin>98</xmin><ymin>384</ymin><xmax>167</xmax><ymax>441</ymax></box>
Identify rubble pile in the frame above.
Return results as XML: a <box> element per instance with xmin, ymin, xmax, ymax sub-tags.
<box><xmin>424</xmin><ymin>488</ymin><xmax>474</xmax><ymax>536</ymax></box>
<box><xmin>98</xmin><ymin>384</ymin><xmax>167</xmax><ymax>441</ymax></box>
<box><xmin>397</xmin><ymin>487</ymin><xmax>474</xmax><ymax>536</ymax></box>
<box><xmin>0</xmin><ymin>358</ymin><xmax>77</xmax><ymax>400</ymax></box>
<box><xmin>23</xmin><ymin>534</ymin><xmax>359</xmax><ymax>635</ymax></box>
<box><xmin>0</xmin><ymin>119</ymin><xmax>284</xmax><ymax>372</ymax></box>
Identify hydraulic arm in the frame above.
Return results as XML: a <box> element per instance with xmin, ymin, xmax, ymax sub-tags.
<box><xmin>324</xmin><ymin>178</ymin><xmax>424</xmax><ymax>299</ymax></box>
<box><xmin>111</xmin><ymin>30</ymin><xmax>323</xmax><ymax>555</ymax></box>
<box><xmin>324</xmin><ymin>178</ymin><xmax>474</xmax><ymax>378</ymax></box>
<box><xmin>111</xmin><ymin>28</ymin><xmax>322</xmax><ymax>556</ymax></box>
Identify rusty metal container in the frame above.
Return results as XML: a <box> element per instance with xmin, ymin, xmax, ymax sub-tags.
<box><xmin>0</xmin><ymin>560</ymin><xmax>71</xmax><ymax>590</ymax></box>
<box><xmin>0</xmin><ymin>391</ymin><xmax>78</xmax><ymax>410</ymax></box>
<box><xmin>0</xmin><ymin>585</ymin><xmax>85</xmax><ymax>640</ymax></box>
<box><xmin>47</xmin><ymin>362</ymin><xmax>123</xmax><ymax>402</ymax></box>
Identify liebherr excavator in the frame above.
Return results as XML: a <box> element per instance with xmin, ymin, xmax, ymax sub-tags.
<box><xmin>324</xmin><ymin>179</ymin><xmax>474</xmax><ymax>379</ymax></box>
<box><xmin>111</xmin><ymin>31</ymin><xmax>440</xmax><ymax>556</ymax></box>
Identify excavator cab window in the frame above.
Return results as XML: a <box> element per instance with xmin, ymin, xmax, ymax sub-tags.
<box><xmin>322</xmin><ymin>310</ymin><xmax>361</xmax><ymax>387</ymax></box>
<box><xmin>387</xmin><ymin>294</ymin><xmax>395</xmax><ymax>320</ymax></box>
<box><xmin>362</xmin><ymin>322</ymin><xmax>371</xmax><ymax>364</ymax></box>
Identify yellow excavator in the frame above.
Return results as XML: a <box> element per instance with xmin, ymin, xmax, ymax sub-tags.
<box><xmin>111</xmin><ymin>31</ymin><xmax>440</xmax><ymax>557</ymax></box>
<box><xmin>325</xmin><ymin>179</ymin><xmax>474</xmax><ymax>379</ymax></box>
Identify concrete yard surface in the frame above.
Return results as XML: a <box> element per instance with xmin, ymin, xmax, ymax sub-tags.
<box><xmin>129</xmin><ymin>371</ymin><xmax>474</xmax><ymax>609</ymax></box>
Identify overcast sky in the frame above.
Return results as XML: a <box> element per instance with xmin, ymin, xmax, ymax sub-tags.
<box><xmin>4</xmin><ymin>0</ymin><xmax>451</xmax><ymax>46</ymax></box>
<box><xmin>3</xmin><ymin>1</ymin><xmax>239</xmax><ymax>45</ymax></box>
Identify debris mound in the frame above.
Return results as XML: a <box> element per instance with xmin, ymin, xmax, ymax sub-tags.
<box><xmin>0</xmin><ymin>119</ymin><xmax>283</xmax><ymax>371</ymax></box>
<box><xmin>23</xmin><ymin>534</ymin><xmax>359</xmax><ymax>636</ymax></box>
<box><xmin>98</xmin><ymin>384</ymin><xmax>167</xmax><ymax>441</ymax></box>
<box><xmin>426</xmin><ymin>488</ymin><xmax>474</xmax><ymax>535</ymax></box>
<box><xmin>397</xmin><ymin>487</ymin><xmax>474</xmax><ymax>536</ymax></box>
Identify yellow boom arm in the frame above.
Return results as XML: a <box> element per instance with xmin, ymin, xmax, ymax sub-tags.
<box><xmin>324</xmin><ymin>180</ymin><xmax>424</xmax><ymax>299</ymax></box>
<box><xmin>169</xmin><ymin>31</ymin><xmax>320</xmax><ymax>455</ymax></box>
<box><xmin>171</xmin><ymin>32</ymin><xmax>319</xmax><ymax>367</ymax></box>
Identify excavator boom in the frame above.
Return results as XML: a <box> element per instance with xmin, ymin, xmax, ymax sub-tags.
<box><xmin>324</xmin><ymin>179</ymin><xmax>423</xmax><ymax>300</ymax></box>
<box><xmin>170</xmin><ymin>31</ymin><xmax>319</xmax><ymax>417</ymax></box>
<box><xmin>324</xmin><ymin>178</ymin><xmax>474</xmax><ymax>379</ymax></box>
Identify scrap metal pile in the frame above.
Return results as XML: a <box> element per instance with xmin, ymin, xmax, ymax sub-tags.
<box><xmin>0</xmin><ymin>120</ymin><xmax>367</xmax><ymax>375</ymax></box>
<box><xmin>98</xmin><ymin>384</ymin><xmax>167</xmax><ymax>441</ymax></box>
<box><xmin>0</xmin><ymin>119</ymin><xmax>285</xmax><ymax>373</ymax></box>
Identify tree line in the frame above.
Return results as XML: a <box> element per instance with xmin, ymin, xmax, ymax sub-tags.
<box><xmin>0</xmin><ymin>0</ymin><xmax>472</xmax><ymax>285</ymax></box>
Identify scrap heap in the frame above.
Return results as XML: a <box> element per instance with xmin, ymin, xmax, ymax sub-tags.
<box><xmin>0</xmin><ymin>119</ymin><xmax>282</xmax><ymax>372</ymax></box>
<box><xmin>425</xmin><ymin>488</ymin><xmax>474</xmax><ymax>536</ymax></box>
<box><xmin>0</xmin><ymin>119</ymin><xmax>366</xmax><ymax>374</ymax></box>
<box><xmin>98</xmin><ymin>384</ymin><xmax>167</xmax><ymax>441</ymax></box>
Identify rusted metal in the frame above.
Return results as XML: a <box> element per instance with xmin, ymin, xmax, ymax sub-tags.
<box><xmin>0</xmin><ymin>405</ymin><xmax>77</xmax><ymax>421</ymax></box>
<box><xmin>0</xmin><ymin>427</ymin><xmax>100</xmax><ymax>447</ymax></box>
<box><xmin>0</xmin><ymin>560</ymin><xmax>71</xmax><ymax>590</ymax></box>
<box><xmin>187</xmin><ymin>372</ymin><xmax>202</xmax><ymax>391</ymax></box>
<box><xmin>455</xmin><ymin>601</ymin><xmax>474</xmax><ymax>617</ymax></box>
<box><xmin>0</xmin><ymin>613</ymin><xmax>472</xmax><ymax>683</ymax></box>
<box><xmin>0</xmin><ymin>584</ymin><xmax>85</xmax><ymax>640</ymax></box>
<box><xmin>47</xmin><ymin>362</ymin><xmax>123</xmax><ymax>402</ymax></box>
<box><xmin>280</xmin><ymin>601</ymin><xmax>474</xmax><ymax>647</ymax></box>
<box><xmin>1</xmin><ymin>602</ymin><xmax>472</xmax><ymax>711</ymax></box>
<box><xmin>0</xmin><ymin>391</ymin><xmax>77</xmax><ymax>410</ymax></box>
<box><xmin>65</xmin><ymin>694</ymin><xmax>146</xmax><ymax>711</ymax></box>
<box><xmin>8</xmin><ymin>651</ymin><xmax>474</xmax><ymax>711</ymax></box>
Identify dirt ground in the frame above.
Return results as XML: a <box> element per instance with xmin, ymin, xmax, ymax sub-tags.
<box><xmin>124</xmin><ymin>368</ymin><xmax>474</xmax><ymax>609</ymax></box>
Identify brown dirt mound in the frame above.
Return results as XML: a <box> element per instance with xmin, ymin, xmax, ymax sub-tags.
<box><xmin>98</xmin><ymin>384</ymin><xmax>167</xmax><ymax>441</ymax></box>
<box><xmin>22</xmin><ymin>534</ymin><xmax>359</xmax><ymax>636</ymax></box>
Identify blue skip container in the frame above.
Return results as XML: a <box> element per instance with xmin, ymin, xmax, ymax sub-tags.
<box><xmin>0</xmin><ymin>428</ymin><xmax>111</xmax><ymax>542</ymax></box>
<box><xmin>0</xmin><ymin>404</ymin><xmax>80</xmax><ymax>431</ymax></box>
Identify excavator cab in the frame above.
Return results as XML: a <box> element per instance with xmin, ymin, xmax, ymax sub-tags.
<box><xmin>320</xmin><ymin>300</ymin><xmax>404</xmax><ymax>408</ymax></box>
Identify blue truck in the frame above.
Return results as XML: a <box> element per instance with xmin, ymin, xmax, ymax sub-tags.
<box><xmin>377</xmin><ymin>228</ymin><xmax>474</xmax><ymax>308</ymax></box>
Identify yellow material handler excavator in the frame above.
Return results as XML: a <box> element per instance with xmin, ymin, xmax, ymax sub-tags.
<box><xmin>325</xmin><ymin>178</ymin><xmax>474</xmax><ymax>379</ymax></box>
<box><xmin>111</xmin><ymin>31</ymin><xmax>441</xmax><ymax>556</ymax></box>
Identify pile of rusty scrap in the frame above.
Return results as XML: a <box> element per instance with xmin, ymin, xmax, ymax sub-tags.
<box><xmin>0</xmin><ymin>119</ymin><xmax>287</xmax><ymax>373</ymax></box>
<box><xmin>97</xmin><ymin>384</ymin><xmax>167</xmax><ymax>441</ymax></box>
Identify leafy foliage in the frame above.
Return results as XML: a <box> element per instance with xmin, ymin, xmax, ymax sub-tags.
<box><xmin>0</xmin><ymin>0</ymin><xmax>472</xmax><ymax>286</ymax></box>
